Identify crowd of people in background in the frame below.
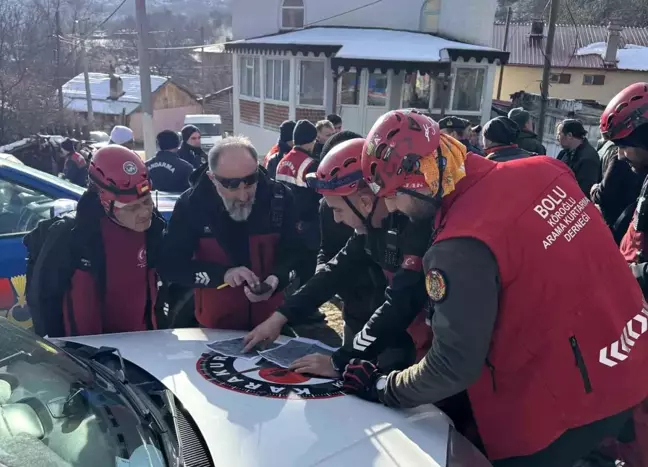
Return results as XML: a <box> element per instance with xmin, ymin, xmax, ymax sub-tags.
<box><xmin>25</xmin><ymin>81</ymin><xmax>648</xmax><ymax>466</ymax></box>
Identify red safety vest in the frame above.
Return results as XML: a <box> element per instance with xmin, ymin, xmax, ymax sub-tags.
<box><xmin>275</xmin><ymin>147</ymin><xmax>316</xmax><ymax>188</ymax></box>
<box><xmin>620</xmin><ymin>217</ymin><xmax>644</xmax><ymax>264</ymax></box>
<box><xmin>194</xmin><ymin>234</ymin><xmax>284</xmax><ymax>330</ymax></box>
<box><xmin>263</xmin><ymin>144</ymin><xmax>280</xmax><ymax>168</ymax></box>
<box><xmin>433</xmin><ymin>154</ymin><xmax>648</xmax><ymax>460</ymax></box>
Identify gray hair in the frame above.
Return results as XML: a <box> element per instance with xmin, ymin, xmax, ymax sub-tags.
<box><xmin>316</xmin><ymin>120</ymin><xmax>334</xmax><ymax>132</ymax></box>
<box><xmin>208</xmin><ymin>135</ymin><xmax>259</xmax><ymax>171</ymax></box>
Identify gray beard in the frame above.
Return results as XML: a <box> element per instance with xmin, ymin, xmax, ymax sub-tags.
<box><xmin>221</xmin><ymin>195</ymin><xmax>255</xmax><ymax>221</ymax></box>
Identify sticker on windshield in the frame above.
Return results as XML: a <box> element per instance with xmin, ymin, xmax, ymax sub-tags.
<box><xmin>196</xmin><ymin>350</ymin><xmax>346</xmax><ymax>400</ymax></box>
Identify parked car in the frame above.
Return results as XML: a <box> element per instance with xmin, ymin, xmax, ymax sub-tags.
<box><xmin>0</xmin><ymin>320</ymin><xmax>493</xmax><ymax>466</ymax></box>
<box><xmin>0</xmin><ymin>159</ymin><xmax>178</xmax><ymax>329</ymax></box>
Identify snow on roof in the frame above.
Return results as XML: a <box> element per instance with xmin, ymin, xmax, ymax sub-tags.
<box><xmin>234</xmin><ymin>27</ymin><xmax>499</xmax><ymax>63</ymax></box>
<box><xmin>576</xmin><ymin>42</ymin><xmax>648</xmax><ymax>71</ymax></box>
<box><xmin>62</xmin><ymin>72</ymin><xmax>168</xmax><ymax>115</ymax></box>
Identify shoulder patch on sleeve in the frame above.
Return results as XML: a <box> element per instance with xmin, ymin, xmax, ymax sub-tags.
<box><xmin>400</xmin><ymin>254</ymin><xmax>422</xmax><ymax>271</ymax></box>
<box><xmin>425</xmin><ymin>268</ymin><xmax>448</xmax><ymax>303</ymax></box>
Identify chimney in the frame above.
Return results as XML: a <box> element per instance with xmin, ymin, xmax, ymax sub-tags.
<box><xmin>604</xmin><ymin>19</ymin><xmax>622</xmax><ymax>68</ymax></box>
<box><xmin>108</xmin><ymin>63</ymin><xmax>124</xmax><ymax>100</ymax></box>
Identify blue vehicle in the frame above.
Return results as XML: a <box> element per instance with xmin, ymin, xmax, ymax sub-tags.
<box><xmin>0</xmin><ymin>158</ymin><xmax>178</xmax><ymax>329</ymax></box>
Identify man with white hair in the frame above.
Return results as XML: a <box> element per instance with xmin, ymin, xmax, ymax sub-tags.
<box><xmin>109</xmin><ymin>125</ymin><xmax>134</xmax><ymax>149</ymax></box>
<box><xmin>158</xmin><ymin>136</ymin><xmax>308</xmax><ymax>330</ymax></box>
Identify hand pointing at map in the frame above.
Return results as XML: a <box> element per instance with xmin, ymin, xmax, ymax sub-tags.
<box><xmin>243</xmin><ymin>312</ymin><xmax>288</xmax><ymax>352</ymax></box>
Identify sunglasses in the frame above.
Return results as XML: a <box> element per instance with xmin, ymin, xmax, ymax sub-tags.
<box><xmin>208</xmin><ymin>169</ymin><xmax>259</xmax><ymax>190</ymax></box>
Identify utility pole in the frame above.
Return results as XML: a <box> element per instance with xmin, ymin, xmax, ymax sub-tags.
<box><xmin>55</xmin><ymin>9</ymin><xmax>64</xmax><ymax>111</ymax></box>
<box><xmin>81</xmin><ymin>37</ymin><xmax>94</xmax><ymax>128</ymax></box>
<box><xmin>496</xmin><ymin>6</ymin><xmax>512</xmax><ymax>101</ymax></box>
<box><xmin>537</xmin><ymin>0</ymin><xmax>560</xmax><ymax>142</ymax></box>
<box><xmin>200</xmin><ymin>25</ymin><xmax>205</xmax><ymax>93</ymax></box>
<box><xmin>135</xmin><ymin>0</ymin><xmax>156</xmax><ymax>160</ymax></box>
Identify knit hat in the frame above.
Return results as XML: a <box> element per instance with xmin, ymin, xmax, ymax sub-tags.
<box><xmin>61</xmin><ymin>138</ymin><xmax>76</xmax><ymax>152</ymax></box>
<box><xmin>483</xmin><ymin>117</ymin><xmax>520</xmax><ymax>145</ymax></box>
<box><xmin>279</xmin><ymin>120</ymin><xmax>296</xmax><ymax>143</ymax></box>
<box><xmin>181</xmin><ymin>124</ymin><xmax>200</xmax><ymax>143</ymax></box>
<box><xmin>293</xmin><ymin>120</ymin><xmax>317</xmax><ymax>146</ymax></box>
<box><xmin>109</xmin><ymin>125</ymin><xmax>134</xmax><ymax>145</ymax></box>
<box><xmin>508</xmin><ymin>107</ymin><xmax>531</xmax><ymax>128</ymax></box>
<box><xmin>156</xmin><ymin>130</ymin><xmax>181</xmax><ymax>151</ymax></box>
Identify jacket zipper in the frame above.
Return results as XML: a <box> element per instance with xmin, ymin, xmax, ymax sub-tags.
<box><xmin>570</xmin><ymin>336</ymin><xmax>593</xmax><ymax>394</ymax></box>
<box><xmin>485</xmin><ymin>358</ymin><xmax>497</xmax><ymax>392</ymax></box>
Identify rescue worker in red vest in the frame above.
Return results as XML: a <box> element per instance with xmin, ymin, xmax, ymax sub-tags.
<box><xmin>263</xmin><ymin>120</ymin><xmax>295</xmax><ymax>179</ymax></box>
<box><xmin>482</xmin><ymin>116</ymin><xmax>536</xmax><ymax>162</ymax></box>
<box><xmin>158</xmin><ymin>136</ymin><xmax>306</xmax><ymax>330</ymax></box>
<box><xmin>24</xmin><ymin>145</ymin><xmax>165</xmax><ymax>337</ymax></box>
<box><xmin>275</xmin><ymin>119</ymin><xmax>322</xmax><ymax>294</ymax></box>
<box><xmin>244</xmin><ymin>134</ymin><xmax>432</xmax><ymax>376</ymax></box>
<box><xmin>601</xmin><ymin>83</ymin><xmax>648</xmax><ymax>300</ymax></box>
<box><xmin>60</xmin><ymin>137</ymin><xmax>88</xmax><ymax>187</ymax></box>
<box><xmin>340</xmin><ymin>109</ymin><xmax>648</xmax><ymax>466</ymax></box>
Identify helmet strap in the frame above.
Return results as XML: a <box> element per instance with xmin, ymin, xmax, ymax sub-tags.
<box><xmin>342</xmin><ymin>195</ymin><xmax>379</xmax><ymax>230</ymax></box>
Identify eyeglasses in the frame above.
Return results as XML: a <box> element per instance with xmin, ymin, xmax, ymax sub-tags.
<box><xmin>208</xmin><ymin>169</ymin><xmax>259</xmax><ymax>190</ymax></box>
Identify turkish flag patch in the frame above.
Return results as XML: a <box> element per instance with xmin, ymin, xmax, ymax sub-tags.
<box><xmin>425</xmin><ymin>269</ymin><xmax>448</xmax><ymax>303</ymax></box>
<box><xmin>400</xmin><ymin>255</ymin><xmax>422</xmax><ymax>271</ymax></box>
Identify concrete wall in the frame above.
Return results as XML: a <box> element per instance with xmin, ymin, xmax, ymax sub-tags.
<box><xmin>494</xmin><ymin>65</ymin><xmax>648</xmax><ymax>104</ymax></box>
<box><xmin>232</xmin><ymin>0</ymin><xmax>497</xmax><ymax>46</ymax></box>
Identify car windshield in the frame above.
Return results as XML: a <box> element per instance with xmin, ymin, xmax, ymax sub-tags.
<box><xmin>0</xmin><ymin>319</ymin><xmax>167</xmax><ymax>467</ymax></box>
<box><xmin>191</xmin><ymin>123</ymin><xmax>221</xmax><ymax>137</ymax></box>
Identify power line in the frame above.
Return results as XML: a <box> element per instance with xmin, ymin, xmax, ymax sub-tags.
<box><xmin>83</xmin><ymin>0</ymin><xmax>129</xmax><ymax>40</ymax></box>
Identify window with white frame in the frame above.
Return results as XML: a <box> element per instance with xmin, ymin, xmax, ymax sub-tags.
<box><xmin>401</xmin><ymin>72</ymin><xmax>446</xmax><ymax>110</ymax></box>
<box><xmin>420</xmin><ymin>0</ymin><xmax>441</xmax><ymax>34</ymax></box>
<box><xmin>340</xmin><ymin>70</ymin><xmax>361</xmax><ymax>105</ymax></box>
<box><xmin>281</xmin><ymin>0</ymin><xmax>304</xmax><ymax>30</ymax></box>
<box><xmin>298</xmin><ymin>60</ymin><xmax>325</xmax><ymax>106</ymax></box>
<box><xmin>239</xmin><ymin>56</ymin><xmax>260</xmax><ymax>98</ymax></box>
<box><xmin>451</xmin><ymin>67</ymin><xmax>485</xmax><ymax>112</ymax></box>
<box><xmin>265</xmin><ymin>59</ymin><xmax>290</xmax><ymax>102</ymax></box>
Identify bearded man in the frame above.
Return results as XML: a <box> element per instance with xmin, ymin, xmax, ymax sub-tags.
<box><xmin>158</xmin><ymin>136</ymin><xmax>306</xmax><ymax>330</ymax></box>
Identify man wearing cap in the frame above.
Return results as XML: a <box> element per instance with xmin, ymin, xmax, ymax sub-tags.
<box><xmin>145</xmin><ymin>130</ymin><xmax>194</xmax><ymax>193</ymax></box>
<box><xmin>557</xmin><ymin>119</ymin><xmax>601</xmax><ymax>196</ymax></box>
<box><xmin>60</xmin><ymin>138</ymin><xmax>88</xmax><ymax>187</ymax></box>
<box><xmin>482</xmin><ymin>116</ymin><xmax>536</xmax><ymax>162</ymax></box>
<box><xmin>24</xmin><ymin>145</ymin><xmax>165</xmax><ymax>337</ymax></box>
<box><xmin>109</xmin><ymin>125</ymin><xmax>135</xmax><ymax>149</ymax></box>
<box><xmin>508</xmin><ymin>107</ymin><xmax>547</xmax><ymax>155</ymax></box>
<box><xmin>276</xmin><ymin>119</ymin><xmax>322</xmax><ymax>287</ymax></box>
<box><xmin>178</xmin><ymin>124</ymin><xmax>208</xmax><ymax>170</ymax></box>
<box><xmin>439</xmin><ymin>116</ymin><xmax>483</xmax><ymax>156</ymax></box>
<box><xmin>264</xmin><ymin>120</ymin><xmax>295</xmax><ymax>179</ymax></box>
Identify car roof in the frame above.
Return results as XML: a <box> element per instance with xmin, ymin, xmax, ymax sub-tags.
<box><xmin>0</xmin><ymin>159</ymin><xmax>85</xmax><ymax>197</ymax></box>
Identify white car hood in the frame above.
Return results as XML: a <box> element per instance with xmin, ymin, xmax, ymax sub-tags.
<box><xmin>61</xmin><ymin>329</ymin><xmax>451</xmax><ymax>467</ymax></box>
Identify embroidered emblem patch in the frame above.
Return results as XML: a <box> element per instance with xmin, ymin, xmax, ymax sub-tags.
<box><xmin>426</xmin><ymin>269</ymin><xmax>448</xmax><ymax>303</ymax></box>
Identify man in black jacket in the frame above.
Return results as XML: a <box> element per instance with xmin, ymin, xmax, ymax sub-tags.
<box><xmin>509</xmin><ymin>107</ymin><xmax>547</xmax><ymax>155</ymax></box>
<box><xmin>482</xmin><ymin>116</ymin><xmax>535</xmax><ymax>162</ymax></box>
<box><xmin>263</xmin><ymin>120</ymin><xmax>295</xmax><ymax>179</ymax></box>
<box><xmin>146</xmin><ymin>130</ymin><xmax>194</xmax><ymax>193</ymax></box>
<box><xmin>24</xmin><ymin>145</ymin><xmax>165</xmax><ymax>338</ymax></box>
<box><xmin>244</xmin><ymin>137</ymin><xmax>432</xmax><ymax>377</ymax></box>
<box><xmin>158</xmin><ymin>136</ymin><xmax>313</xmax><ymax>332</ymax></box>
<box><xmin>177</xmin><ymin>124</ymin><xmax>208</xmax><ymax>169</ymax></box>
<box><xmin>557</xmin><ymin>119</ymin><xmax>602</xmax><ymax>196</ymax></box>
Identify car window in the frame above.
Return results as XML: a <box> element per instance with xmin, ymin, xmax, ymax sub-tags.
<box><xmin>0</xmin><ymin>179</ymin><xmax>57</xmax><ymax>236</ymax></box>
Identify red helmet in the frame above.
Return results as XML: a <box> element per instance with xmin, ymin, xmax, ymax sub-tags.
<box><xmin>361</xmin><ymin>109</ymin><xmax>440</xmax><ymax>197</ymax></box>
<box><xmin>600</xmin><ymin>82</ymin><xmax>648</xmax><ymax>141</ymax></box>
<box><xmin>88</xmin><ymin>145</ymin><xmax>151</xmax><ymax>211</ymax></box>
<box><xmin>306</xmin><ymin>138</ymin><xmax>365</xmax><ymax>196</ymax></box>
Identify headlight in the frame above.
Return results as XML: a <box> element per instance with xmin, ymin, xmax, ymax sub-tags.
<box><xmin>446</xmin><ymin>426</ymin><xmax>492</xmax><ymax>466</ymax></box>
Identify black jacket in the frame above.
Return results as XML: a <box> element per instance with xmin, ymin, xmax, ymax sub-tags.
<box><xmin>485</xmin><ymin>144</ymin><xmax>535</xmax><ymax>162</ymax></box>
<box><xmin>265</xmin><ymin>141</ymin><xmax>292</xmax><ymax>179</ymax></box>
<box><xmin>158</xmin><ymin>166</ymin><xmax>304</xmax><ymax>292</ymax></box>
<box><xmin>23</xmin><ymin>191</ymin><xmax>166</xmax><ymax>338</ymax></box>
<box><xmin>145</xmin><ymin>150</ymin><xmax>194</xmax><ymax>193</ymax></box>
<box><xmin>557</xmin><ymin>140</ymin><xmax>602</xmax><ymax>196</ymax></box>
<box><xmin>279</xmin><ymin>213</ymin><xmax>430</xmax><ymax>368</ymax></box>
<box><xmin>177</xmin><ymin>143</ymin><xmax>207</xmax><ymax>170</ymax></box>
<box><xmin>516</xmin><ymin>129</ymin><xmax>547</xmax><ymax>155</ymax></box>
<box><xmin>591</xmin><ymin>141</ymin><xmax>643</xmax><ymax>243</ymax></box>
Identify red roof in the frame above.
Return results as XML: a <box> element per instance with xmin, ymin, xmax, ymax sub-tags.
<box><xmin>492</xmin><ymin>23</ymin><xmax>648</xmax><ymax>69</ymax></box>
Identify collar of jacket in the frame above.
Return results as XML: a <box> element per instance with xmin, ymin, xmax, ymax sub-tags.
<box><xmin>291</xmin><ymin>146</ymin><xmax>312</xmax><ymax>157</ymax></box>
<box><xmin>486</xmin><ymin>144</ymin><xmax>519</xmax><ymax>157</ymax></box>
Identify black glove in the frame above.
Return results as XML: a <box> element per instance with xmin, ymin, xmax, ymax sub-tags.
<box><xmin>342</xmin><ymin>359</ymin><xmax>382</xmax><ymax>402</ymax></box>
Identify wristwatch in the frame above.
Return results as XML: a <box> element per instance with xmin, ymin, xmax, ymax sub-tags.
<box><xmin>375</xmin><ymin>375</ymin><xmax>388</xmax><ymax>392</ymax></box>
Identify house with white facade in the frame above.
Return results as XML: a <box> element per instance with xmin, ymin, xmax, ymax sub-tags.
<box><xmin>227</xmin><ymin>0</ymin><xmax>509</xmax><ymax>150</ymax></box>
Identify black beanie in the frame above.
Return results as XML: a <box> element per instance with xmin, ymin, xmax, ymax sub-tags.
<box><xmin>483</xmin><ymin>117</ymin><xmax>520</xmax><ymax>145</ymax></box>
<box><xmin>293</xmin><ymin>120</ymin><xmax>317</xmax><ymax>146</ymax></box>
<box><xmin>157</xmin><ymin>130</ymin><xmax>181</xmax><ymax>151</ymax></box>
<box><xmin>321</xmin><ymin>130</ymin><xmax>363</xmax><ymax>159</ymax></box>
<box><xmin>279</xmin><ymin>120</ymin><xmax>296</xmax><ymax>143</ymax></box>
<box><xmin>181</xmin><ymin>124</ymin><xmax>200</xmax><ymax>143</ymax></box>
